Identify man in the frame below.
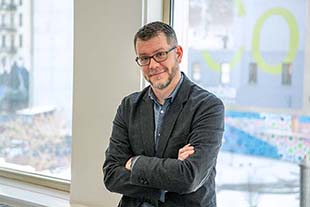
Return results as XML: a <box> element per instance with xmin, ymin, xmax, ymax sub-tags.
<box><xmin>103</xmin><ymin>21</ymin><xmax>224</xmax><ymax>207</ymax></box>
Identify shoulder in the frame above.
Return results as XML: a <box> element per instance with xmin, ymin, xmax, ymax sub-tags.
<box><xmin>114</xmin><ymin>87</ymin><xmax>149</xmax><ymax>122</ymax></box>
<box><xmin>118</xmin><ymin>86</ymin><xmax>149</xmax><ymax>111</ymax></box>
<box><xmin>191</xmin><ymin>84</ymin><xmax>223</xmax><ymax>105</ymax></box>
<box><xmin>181</xmin><ymin>77</ymin><xmax>223</xmax><ymax>108</ymax></box>
<box><xmin>182</xmin><ymin>83</ymin><xmax>225</xmax><ymax>121</ymax></box>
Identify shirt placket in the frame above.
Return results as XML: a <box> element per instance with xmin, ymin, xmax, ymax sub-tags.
<box><xmin>155</xmin><ymin>102</ymin><xmax>169</xmax><ymax>152</ymax></box>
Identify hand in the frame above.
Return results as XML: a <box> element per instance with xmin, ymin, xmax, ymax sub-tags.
<box><xmin>125</xmin><ymin>158</ymin><xmax>132</xmax><ymax>171</ymax></box>
<box><xmin>178</xmin><ymin>144</ymin><xmax>195</xmax><ymax>161</ymax></box>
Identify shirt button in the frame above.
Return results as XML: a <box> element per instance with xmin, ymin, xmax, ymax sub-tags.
<box><xmin>160</xmin><ymin>110</ymin><xmax>164</xmax><ymax>114</ymax></box>
<box><xmin>158</xmin><ymin>133</ymin><xmax>161</xmax><ymax>136</ymax></box>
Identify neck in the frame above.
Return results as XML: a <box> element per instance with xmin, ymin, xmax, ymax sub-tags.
<box><xmin>152</xmin><ymin>72</ymin><xmax>181</xmax><ymax>105</ymax></box>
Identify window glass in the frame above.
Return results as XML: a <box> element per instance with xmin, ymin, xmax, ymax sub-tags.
<box><xmin>173</xmin><ymin>0</ymin><xmax>309</xmax><ymax>206</ymax></box>
<box><xmin>0</xmin><ymin>0</ymin><xmax>73</xmax><ymax>180</ymax></box>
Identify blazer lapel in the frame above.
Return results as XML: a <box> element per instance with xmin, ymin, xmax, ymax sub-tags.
<box><xmin>155</xmin><ymin>74</ymin><xmax>193</xmax><ymax>157</ymax></box>
<box><xmin>140</xmin><ymin>94</ymin><xmax>156</xmax><ymax>156</ymax></box>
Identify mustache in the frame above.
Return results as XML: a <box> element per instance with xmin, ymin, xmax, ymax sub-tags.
<box><xmin>148</xmin><ymin>68</ymin><xmax>167</xmax><ymax>76</ymax></box>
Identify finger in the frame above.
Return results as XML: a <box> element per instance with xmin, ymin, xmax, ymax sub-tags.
<box><xmin>179</xmin><ymin>153</ymin><xmax>192</xmax><ymax>161</ymax></box>
<box><xmin>180</xmin><ymin>144</ymin><xmax>191</xmax><ymax>150</ymax></box>
<box><xmin>181</xmin><ymin>149</ymin><xmax>194</xmax><ymax>157</ymax></box>
<box><xmin>178</xmin><ymin>149</ymin><xmax>195</xmax><ymax>160</ymax></box>
<box><xmin>125</xmin><ymin>158</ymin><xmax>132</xmax><ymax>170</ymax></box>
<box><xmin>178</xmin><ymin>148</ymin><xmax>193</xmax><ymax>159</ymax></box>
<box><xmin>179</xmin><ymin>145</ymin><xmax>194</xmax><ymax>154</ymax></box>
<box><xmin>178</xmin><ymin>153</ymin><xmax>188</xmax><ymax>161</ymax></box>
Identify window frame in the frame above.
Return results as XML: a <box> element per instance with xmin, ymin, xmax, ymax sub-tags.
<box><xmin>0</xmin><ymin>0</ymin><xmax>72</xmax><ymax>193</ymax></box>
<box><xmin>0</xmin><ymin>167</ymin><xmax>70</xmax><ymax>192</ymax></box>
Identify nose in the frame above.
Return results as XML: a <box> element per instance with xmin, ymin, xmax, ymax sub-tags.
<box><xmin>148</xmin><ymin>57</ymin><xmax>160</xmax><ymax>69</ymax></box>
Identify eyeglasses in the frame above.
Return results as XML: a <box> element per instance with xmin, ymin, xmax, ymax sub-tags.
<box><xmin>135</xmin><ymin>46</ymin><xmax>177</xmax><ymax>66</ymax></box>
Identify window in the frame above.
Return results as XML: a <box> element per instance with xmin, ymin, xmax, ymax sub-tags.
<box><xmin>1</xmin><ymin>14</ymin><xmax>5</xmax><ymax>27</ymax></box>
<box><xmin>282</xmin><ymin>63</ymin><xmax>292</xmax><ymax>85</ymax></box>
<box><xmin>172</xmin><ymin>0</ymin><xmax>309</xmax><ymax>206</ymax></box>
<box><xmin>18</xmin><ymin>33</ymin><xmax>22</xmax><ymax>47</ymax></box>
<box><xmin>10</xmin><ymin>13</ymin><xmax>14</xmax><ymax>27</ymax></box>
<box><xmin>220</xmin><ymin>62</ymin><xmax>230</xmax><ymax>85</ymax></box>
<box><xmin>2</xmin><ymin>35</ymin><xmax>6</xmax><ymax>47</ymax></box>
<box><xmin>10</xmin><ymin>34</ymin><xmax>14</xmax><ymax>48</ymax></box>
<box><xmin>0</xmin><ymin>0</ymin><xmax>73</xmax><ymax>183</ymax></box>
<box><xmin>18</xmin><ymin>13</ymin><xmax>22</xmax><ymax>27</ymax></box>
<box><xmin>191</xmin><ymin>62</ymin><xmax>201</xmax><ymax>82</ymax></box>
<box><xmin>249</xmin><ymin>62</ymin><xmax>257</xmax><ymax>84</ymax></box>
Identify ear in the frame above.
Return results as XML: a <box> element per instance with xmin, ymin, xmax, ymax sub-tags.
<box><xmin>176</xmin><ymin>45</ymin><xmax>183</xmax><ymax>63</ymax></box>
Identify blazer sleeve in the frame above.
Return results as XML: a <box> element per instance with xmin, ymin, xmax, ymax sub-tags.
<box><xmin>103</xmin><ymin>99</ymin><xmax>161</xmax><ymax>200</ymax></box>
<box><xmin>129</xmin><ymin>96</ymin><xmax>224</xmax><ymax>194</ymax></box>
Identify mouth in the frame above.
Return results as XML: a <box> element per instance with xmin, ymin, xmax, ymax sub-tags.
<box><xmin>149</xmin><ymin>70</ymin><xmax>166</xmax><ymax>78</ymax></box>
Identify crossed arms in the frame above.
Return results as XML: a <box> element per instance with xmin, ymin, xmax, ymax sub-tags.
<box><xmin>103</xmin><ymin>96</ymin><xmax>224</xmax><ymax>200</ymax></box>
<box><xmin>125</xmin><ymin>144</ymin><xmax>194</xmax><ymax>170</ymax></box>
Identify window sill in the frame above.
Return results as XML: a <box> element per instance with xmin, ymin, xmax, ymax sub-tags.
<box><xmin>0</xmin><ymin>176</ymin><xmax>70</xmax><ymax>207</ymax></box>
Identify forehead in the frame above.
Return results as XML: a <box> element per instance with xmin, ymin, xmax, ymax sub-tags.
<box><xmin>135</xmin><ymin>33</ymin><xmax>169</xmax><ymax>55</ymax></box>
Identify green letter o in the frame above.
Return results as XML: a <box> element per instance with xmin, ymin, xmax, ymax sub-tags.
<box><xmin>252</xmin><ymin>8</ymin><xmax>299</xmax><ymax>74</ymax></box>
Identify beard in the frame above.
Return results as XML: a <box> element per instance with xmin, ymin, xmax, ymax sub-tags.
<box><xmin>151</xmin><ymin>73</ymin><xmax>171</xmax><ymax>89</ymax></box>
<box><xmin>146</xmin><ymin>64</ymin><xmax>179</xmax><ymax>90</ymax></box>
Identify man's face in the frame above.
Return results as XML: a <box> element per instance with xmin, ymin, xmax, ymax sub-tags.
<box><xmin>135</xmin><ymin>33</ymin><xmax>183</xmax><ymax>90</ymax></box>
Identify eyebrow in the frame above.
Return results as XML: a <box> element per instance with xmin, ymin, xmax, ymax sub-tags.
<box><xmin>137</xmin><ymin>48</ymin><xmax>167</xmax><ymax>56</ymax></box>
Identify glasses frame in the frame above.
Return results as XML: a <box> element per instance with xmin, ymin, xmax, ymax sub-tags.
<box><xmin>135</xmin><ymin>46</ymin><xmax>177</xmax><ymax>66</ymax></box>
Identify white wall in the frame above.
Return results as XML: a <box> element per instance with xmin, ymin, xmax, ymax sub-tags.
<box><xmin>71</xmin><ymin>0</ymin><xmax>143</xmax><ymax>206</ymax></box>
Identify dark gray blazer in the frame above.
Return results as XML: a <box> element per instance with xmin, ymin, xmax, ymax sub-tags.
<box><xmin>103</xmin><ymin>74</ymin><xmax>224</xmax><ymax>207</ymax></box>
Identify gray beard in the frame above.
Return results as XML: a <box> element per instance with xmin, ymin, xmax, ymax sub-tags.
<box><xmin>148</xmin><ymin>63</ymin><xmax>179</xmax><ymax>90</ymax></box>
<box><xmin>152</xmin><ymin>78</ymin><xmax>172</xmax><ymax>90</ymax></box>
